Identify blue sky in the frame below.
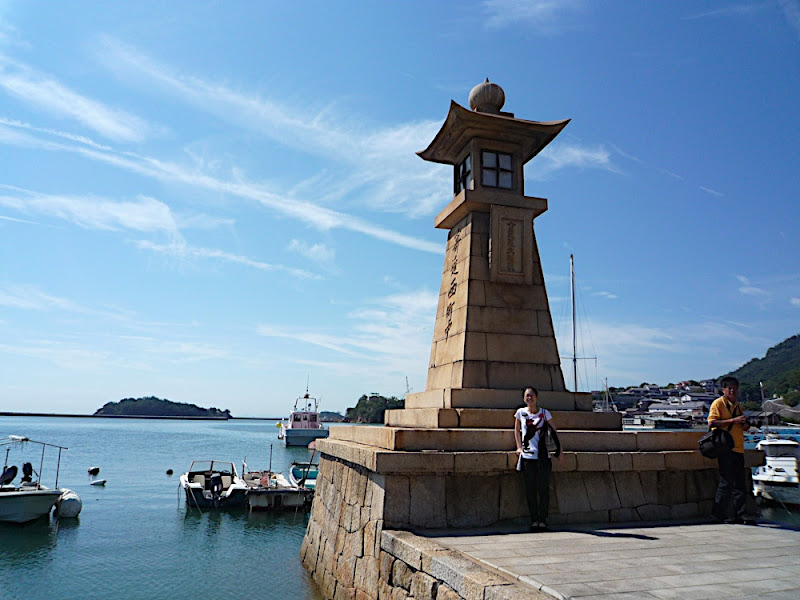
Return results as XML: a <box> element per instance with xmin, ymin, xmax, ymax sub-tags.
<box><xmin>1</xmin><ymin>1</ymin><xmax>798</xmax><ymax>417</ymax></box>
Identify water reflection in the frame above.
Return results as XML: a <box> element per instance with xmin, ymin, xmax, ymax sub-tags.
<box><xmin>0</xmin><ymin>517</ymin><xmax>58</xmax><ymax>568</ymax></box>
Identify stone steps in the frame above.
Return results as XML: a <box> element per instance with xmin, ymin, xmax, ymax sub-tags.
<box><xmin>405</xmin><ymin>388</ymin><xmax>593</xmax><ymax>411</ymax></box>
<box><xmin>385</xmin><ymin>408</ymin><xmax>622</xmax><ymax>430</ymax></box>
<box><xmin>331</xmin><ymin>425</ymin><xmax>709</xmax><ymax>452</ymax></box>
<box><xmin>316</xmin><ymin>438</ymin><xmax>764</xmax><ymax>476</ymax></box>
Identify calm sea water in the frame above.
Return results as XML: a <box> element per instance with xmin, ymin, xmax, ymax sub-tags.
<box><xmin>4</xmin><ymin>419</ymin><xmax>798</xmax><ymax>600</ymax></box>
<box><xmin>0</xmin><ymin>416</ymin><xmax>324</xmax><ymax>600</ymax></box>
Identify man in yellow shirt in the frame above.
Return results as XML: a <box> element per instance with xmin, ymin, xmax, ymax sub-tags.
<box><xmin>707</xmin><ymin>376</ymin><xmax>754</xmax><ymax>524</ymax></box>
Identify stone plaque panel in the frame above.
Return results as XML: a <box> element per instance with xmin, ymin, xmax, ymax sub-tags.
<box><xmin>489</xmin><ymin>205</ymin><xmax>533</xmax><ymax>285</ymax></box>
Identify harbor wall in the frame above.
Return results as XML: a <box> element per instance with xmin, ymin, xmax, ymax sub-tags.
<box><xmin>300</xmin><ymin>439</ymin><xmax>761</xmax><ymax>599</ymax></box>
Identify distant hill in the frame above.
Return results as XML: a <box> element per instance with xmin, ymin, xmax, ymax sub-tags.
<box><xmin>320</xmin><ymin>411</ymin><xmax>345</xmax><ymax>422</ymax></box>
<box><xmin>94</xmin><ymin>396</ymin><xmax>232</xmax><ymax>418</ymax></box>
<box><xmin>721</xmin><ymin>334</ymin><xmax>800</xmax><ymax>406</ymax></box>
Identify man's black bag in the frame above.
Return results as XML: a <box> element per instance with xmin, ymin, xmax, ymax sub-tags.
<box><xmin>698</xmin><ymin>426</ymin><xmax>734</xmax><ymax>458</ymax></box>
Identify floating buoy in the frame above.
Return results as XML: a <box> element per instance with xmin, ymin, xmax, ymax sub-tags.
<box><xmin>55</xmin><ymin>489</ymin><xmax>82</xmax><ymax>518</ymax></box>
<box><xmin>87</xmin><ymin>466</ymin><xmax>100</xmax><ymax>476</ymax></box>
<box><xmin>166</xmin><ymin>469</ymin><xmax>173</xmax><ymax>476</ymax></box>
<box><xmin>90</xmin><ymin>479</ymin><xmax>106</xmax><ymax>486</ymax></box>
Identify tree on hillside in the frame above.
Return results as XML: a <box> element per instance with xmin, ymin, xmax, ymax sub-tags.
<box><xmin>345</xmin><ymin>394</ymin><xmax>403</xmax><ymax>424</ymax></box>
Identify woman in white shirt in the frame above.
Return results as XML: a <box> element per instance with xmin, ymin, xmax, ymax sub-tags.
<box><xmin>514</xmin><ymin>387</ymin><xmax>561</xmax><ymax>531</ymax></box>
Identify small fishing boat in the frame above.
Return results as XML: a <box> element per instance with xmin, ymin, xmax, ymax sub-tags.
<box><xmin>179</xmin><ymin>460</ymin><xmax>248</xmax><ymax>509</ymax></box>
<box><xmin>278</xmin><ymin>388</ymin><xmax>330</xmax><ymax>447</ymax></box>
<box><xmin>288</xmin><ymin>461</ymin><xmax>319</xmax><ymax>490</ymax></box>
<box><xmin>753</xmin><ymin>436</ymin><xmax>800</xmax><ymax>506</ymax></box>
<box><xmin>0</xmin><ymin>435</ymin><xmax>80</xmax><ymax>523</ymax></box>
<box><xmin>242</xmin><ymin>469</ymin><xmax>313</xmax><ymax>510</ymax></box>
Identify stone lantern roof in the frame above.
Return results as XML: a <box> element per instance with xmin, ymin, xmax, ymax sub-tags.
<box><xmin>417</xmin><ymin>79</ymin><xmax>570</xmax><ymax>166</ymax></box>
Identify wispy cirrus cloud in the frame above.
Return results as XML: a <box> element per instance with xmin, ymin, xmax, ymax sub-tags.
<box><xmin>736</xmin><ymin>274</ymin><xmax>769</xmax><ymax>297</ymax></box>
<box><xmin>288</xmin><ymin>239</ymin><xmax>336</xmax><ymax>269</ymax></box>
<box><xmin>558</xmin><ymin>316</ymin><xmax>776</xmax><ymax>387</ymax></box>
<box><xmin>682</xmin><ymin>3</ymin><xmax>769</xmax><ymax>21</ymax></box>
<box><xmin>528</xmin><ymin>143</ymin><xmax>620</xmax><ymax>179</ymax></box>
<box><xmin>681</xmin><ymin>1</ymin><xmax>800</xmax><ymax>42</ymax></box>
<box><xmin>699</xmin><ymin>186</ymin><xmax>724</xmax><ymax>198</ymax></box>
<box><xmin>0</xmin><ymin>284</ymin><xmax>85</xmax><ymax>312</ymax></box>
<box><xmin>135</xmin><ymin>240</ymin><xmax>322</xmax><ymax>280</ymax></box>
<box><xmin>0</xmin><ymin>42</ymin><xmax>618</xmax><ymax>256</ymax></box>
<box><xmin>0</xmin><ymin>90</ymin><xmax>444</xmax><ymax>255</ymax></box>
<box><xmin>0</xmin><ymin>185</ymin><xmax>181</xmax><ymax>236</ymax></box>
<box><xmin>779</xmin><ymin>0</ymin><xmax>800</xmax><ymax>40</ymax></box>
<box><xmin>482</xmin><ymin>0</ymin><xmax>589</xmax><ymax>32</ymax></box>
<box><xmin>0</xmin><ymin>340</ymin><xmax>108</xmax><ymax>370</ymax></box>
<box><xmin>0</xmin><ymin>55</ymin><xmax>155</xmax><ymax>142</ymax></box>
<box><xmin>256</xmin><ymin>288</ymin><xmax>437</xmax><ymax>378</ymax></box>
<box><xmin>592</xmin><ymin>291</ymin><xmax>618</xmax><ymax>300</ymax></box>
<box><xmin>94</xmin><ymin>37</ymin><xmax>446</xmax><ymax>217</ymax></box>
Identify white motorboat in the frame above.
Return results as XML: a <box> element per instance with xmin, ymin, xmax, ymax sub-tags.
<box><xmin>180</xmin><ymin>460</ymin><xmax>248</xmax><ymax>509</ymax></box>
<box><xmin>242</xmin><ymin>469</ymin><xmax>313</xmax><ymax>510</ymax></box>
<box><xmin>0</xmin><ymin>436</ymin><xmax>79</xmax><ymax>523</ymax></box>
<box><xmin>278</xmin><ymin>389</ymin><xmax>330</xmax><ymax>447</ymax></box>
<box><xmin>753</xmin><ymin>436</ymin><xmax>800</xmax><ymax>506</ymax></box>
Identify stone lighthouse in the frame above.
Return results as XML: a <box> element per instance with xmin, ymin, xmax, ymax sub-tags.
<box><xmin>388</xmin><ymin>79</ymin><xmax>592</xmax><ymax>429</ymax></box>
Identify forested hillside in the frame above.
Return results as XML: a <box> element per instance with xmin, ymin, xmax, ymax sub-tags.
<box><xmin>345</xmin><ymin>394</ymin><xmax>403</xmax><ymax>423</ymax></box>
<box><xmin>722</xmin><ymin>334</ymin><xmax>800</xmax><ymax>406</ymax></box>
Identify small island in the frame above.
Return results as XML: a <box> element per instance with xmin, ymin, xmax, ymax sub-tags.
<box><xmin>94</xmin><ymin>396</ymin><xmax>232</xmax><ymax>419</ymax></box>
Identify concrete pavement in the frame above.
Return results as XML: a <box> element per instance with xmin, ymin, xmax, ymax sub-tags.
<box><xmin>426</xmin><ymin>519</ymin><xmax>800</xmax><ymax>599</ymax></box>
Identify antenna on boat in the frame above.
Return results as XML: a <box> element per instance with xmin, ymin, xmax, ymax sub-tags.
<box><xmin>564</xmin><ymin>254</ymin><xmax>597</xmax><ymax>393</ymax></box>
<box><xmin>268</xmin><ymin>444</ymin><xmax>273</xmax><ymax>478</ymax></box>
<box><xmin>571</xmin><ymin>254</ymin><xmax>578</xmax><ymax>392</ymax></box>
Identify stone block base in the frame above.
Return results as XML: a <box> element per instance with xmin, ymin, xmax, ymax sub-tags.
<box><xmin>301</xmin><ymin>438</ymin><xmax>764</xmax><ymax>599</ymax></box>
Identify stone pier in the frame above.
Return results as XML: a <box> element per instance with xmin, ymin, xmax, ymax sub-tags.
<box><xmin>301</xmin><ymin>428</ymin><xmax>763</xmax><ymax>599</ymax></box>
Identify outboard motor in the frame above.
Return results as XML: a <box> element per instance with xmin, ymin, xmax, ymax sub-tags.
<box><xmin>209</xmin><ymin>473</ymin><xmax>223</xmax><ymax>504</ymax></box>
<box><xmin>21</xmin><ymin>462</ymin><xmax>33</xmax><ymax>484</ymax></box>
<box><xmin>0</xmin><ymin>465</ymin><xmax>17</xmax><ymax>486</ymax></box>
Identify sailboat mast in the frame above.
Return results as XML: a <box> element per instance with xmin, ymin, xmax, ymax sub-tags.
<box><xmin>571</xmin><ymin>254</ymin><xmax>577</xmax><ymax>392</ymax></box>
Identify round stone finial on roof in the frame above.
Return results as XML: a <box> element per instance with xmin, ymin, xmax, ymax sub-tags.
<box><xmin>468</xmin><ymin>78</ymin><xmax>505</xmax><ymax>113</ymax></box>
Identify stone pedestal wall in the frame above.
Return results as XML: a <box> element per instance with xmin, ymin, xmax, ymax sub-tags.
<box><xmin>301</xmin><ymin>442</ymin><xmax>762</xmax><ymax>599</ymax></box>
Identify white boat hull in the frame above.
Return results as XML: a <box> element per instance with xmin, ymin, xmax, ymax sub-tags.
<box><xmin>246</xmin><ymin>488</ymin><xmax>312</xmax><ymax>510</ymax></box>
<box><xmin>0</xmin><ymin>487</ymin><xmax>62</xmax><ymax>523</ymax></box>
<box><xmin>282</xmin><ymin>427</ymin><xmax>329</xmax><ymax>447</ymax></box>
<box><xmin>179</xmin><ymin>460</ymin><xmax>248</xmax><ymax>509</ymax></box>
<box><xmin>753</xmin><ymin>437</ymin><xmax>800</xmax><ymax>506</ymax></box>
<box><xmin>753</xmin><ymin>481</ymin><xmax>800</xmax><ymax>505</ymax></box>
<box><xmin>242</xmin><ymin>470</ymin><xmax>312</xmax><ymax>510</ymax></box>
<box><xmin>181</xmin><ymin>483</ymin><xmax>247</xmax><ymax>508</ymax></box>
